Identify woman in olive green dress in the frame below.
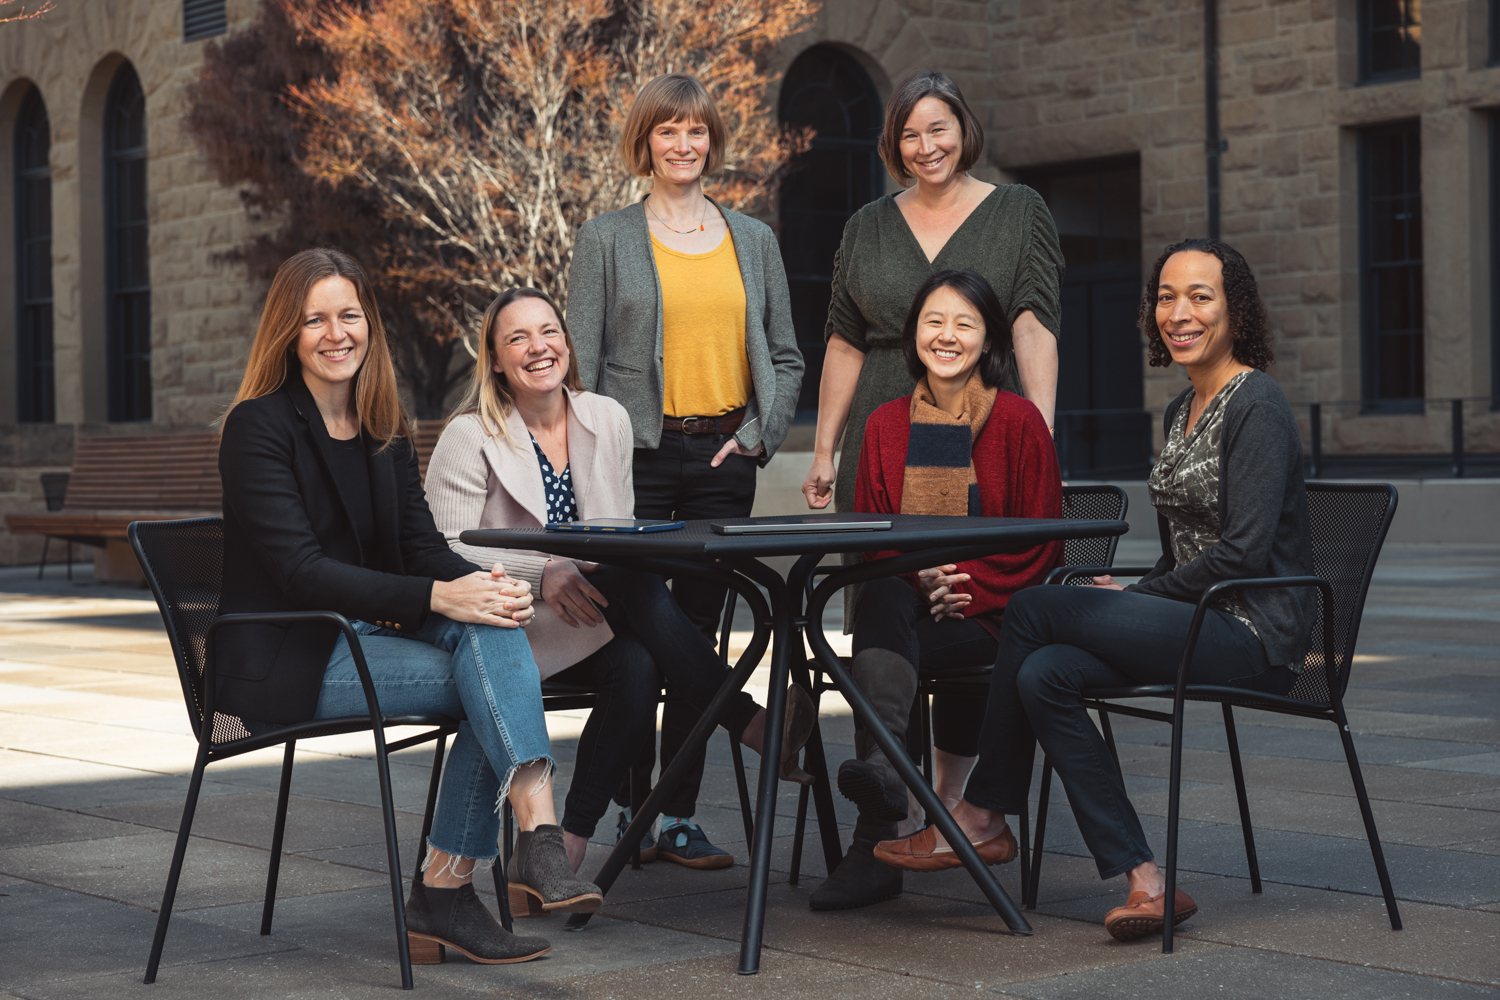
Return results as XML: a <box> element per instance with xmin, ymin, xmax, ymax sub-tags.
<box><xmin>800</xmin><ymin>69</ymin><xmax>1064</xmax><ymax>912</ymax></box>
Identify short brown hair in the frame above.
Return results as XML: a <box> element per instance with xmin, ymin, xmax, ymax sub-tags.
<box><xmin>879</xmin><ymin>70</ymin><xmax>985</xmax><ymax>185</ymax></box>
<box><xmin>619</xmin><ymin>74</ymin><xmax>727</xmax><ymax>178</ymax></box>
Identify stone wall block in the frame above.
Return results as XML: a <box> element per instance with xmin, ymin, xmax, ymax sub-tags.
<box><xmin>1251</xmin><ymin>58</ymin><xmax>1307</xmax><ymax>93</ymax></box>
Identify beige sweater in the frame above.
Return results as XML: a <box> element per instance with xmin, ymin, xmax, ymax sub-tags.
<box><xmin>424</xmin><ymin>389</ymin><xmax>635</xmax><ymax>677</ymax></box>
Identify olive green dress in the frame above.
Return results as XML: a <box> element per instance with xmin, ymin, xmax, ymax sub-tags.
<box><xmin>826</xmin><ymin>184</ymin><xmax>1064</xmax><ymax>512</ymax></box>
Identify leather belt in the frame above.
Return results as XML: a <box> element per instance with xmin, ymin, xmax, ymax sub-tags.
<box><xmin>662</xmin><ymin>407</ymin><xmax>745</xmax><ymax>436</ymax></box>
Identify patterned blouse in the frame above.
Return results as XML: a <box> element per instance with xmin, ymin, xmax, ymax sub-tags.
<box><xmin>1147</xmin><ymin>370</ymin><xmax>1258</xmax><ymax>636</ymax></box>
<box><xmin>530</xmin><ymin>433</ymin><xmax>579</xmax><ymax>525</ymax></box>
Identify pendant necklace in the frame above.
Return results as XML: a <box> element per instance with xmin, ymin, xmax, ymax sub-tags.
<box><xmin>647</xmin><ymin>194</ymin><xmax>707</xmax><ymax>234</ymax></box>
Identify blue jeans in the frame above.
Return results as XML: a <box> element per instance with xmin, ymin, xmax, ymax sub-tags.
<box><xmin>964</xmin><ymin>585</ymin><xmax>1291</xmax><ymax>880</ymax></box>
<box><xmin>313</xmin><ymin>614</ymin><xmax>552</xmax><ymax>861</ymax></box>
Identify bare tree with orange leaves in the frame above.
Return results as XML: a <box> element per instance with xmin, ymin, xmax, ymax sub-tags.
<box><xmin>0</xmin><ymin>0</ymin><xmax>54</xmax><ymax>25</ymax></box>
<box><xmin>283</xmin><ymin>0</ymin><xmax>814</xmax><ymax>372</ymax></box>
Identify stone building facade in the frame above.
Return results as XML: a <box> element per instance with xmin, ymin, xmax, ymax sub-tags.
<box><xmin>2</xmin><ymin>0</ymin><xmax>1497</xmax><ymax>564</ymax></box>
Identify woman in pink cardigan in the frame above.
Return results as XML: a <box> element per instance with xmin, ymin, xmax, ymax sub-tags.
<box><xmin>426</xmin><ymin>287</ymin><xmax>812</xmax><ymax>876</ymax></box>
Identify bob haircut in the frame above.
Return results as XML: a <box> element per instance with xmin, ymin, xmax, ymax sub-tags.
<box><xmin>900</xmin><ymin>269</ymin><xmax>1012</xmax><ymax>388</ymax></box>
<box><xmin>879</xmin><ymin>70</ymin><xmax>985</xmax><ymax>185</ymax></box>
<box><xmin>226</xmin><ymin>248</ymin><xmax>410</xmax><ymax>447</ymax></box>
<box><xmin>1139</xmin><ymin>238</ymin><xmax>1275</xmax><ymax>371</ymax></box>
<box><xmin>619</xmin><ymin>73</ymin><xmax>728</xmax><ymax>178</ymax></box>
<box><xmin>451</xmin><ymin>286</ymin><xmax>584</xmax><ymax>447</ymax></box>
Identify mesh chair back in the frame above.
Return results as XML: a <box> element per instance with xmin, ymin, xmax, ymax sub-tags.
<box><xmin>1059</xmin><ymin>485</ymin><xmax>1128</xmax><ymax>570</ymax></box>
<box><xmin>1287</xmin><ymin>483</ymin><xmax>1397</xmax><ymax>705</ymax></box>
<box><xmin>40</xmin><ymin>472</ymin><xmax>70</xmax><ymax>511</ymax></box>
<box><xmin>128</xmin><ymin>518</ymin><xmax>254</xmax><ymax>744</ymax></box>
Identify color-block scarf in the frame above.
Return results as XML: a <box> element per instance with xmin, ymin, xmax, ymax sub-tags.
<box><xmin>900</xmin><ymin>370</ymin><xmax>998</xmax><ymax>517</ymax></box>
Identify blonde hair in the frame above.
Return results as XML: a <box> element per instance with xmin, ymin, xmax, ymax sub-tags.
<box><xmin>226</xmin><ymin>248</ymin><xmax>410</xmax><ymax>447</ymax></box>
<box><xmin>619</xmin><ymin>73</ymin><xmax>727</xmax><ymax>178</ymax></box>
<box><xmin>451</xmin><ymin>287</ymin><xmax>583</xmax><ymax>446</ymax></box>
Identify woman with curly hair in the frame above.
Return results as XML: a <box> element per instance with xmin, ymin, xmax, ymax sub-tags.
<box><xmin>873</xmin><ymin>239</ymin><xmax>1314</xmax><ymax>944</ymax></box>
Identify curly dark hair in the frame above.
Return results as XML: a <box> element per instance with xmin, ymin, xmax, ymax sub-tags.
<box><xmin>1140</xmin><ymin>238</ymin><xmax>1274</xmax><ymax>371</ymax></box>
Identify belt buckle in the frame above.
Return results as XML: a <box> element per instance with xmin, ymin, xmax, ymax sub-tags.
<box><xmin>679</xmin><ymin>416</ymin><xmax>706</xmax><ymax>435</ymax></box>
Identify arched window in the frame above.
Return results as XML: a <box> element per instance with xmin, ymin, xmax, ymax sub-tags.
<box><xmin>778</xmin><ymin>45</ymin><xmax>882</xmax><ymax>412</ymax></box>
<box><xmin>14</xmin><ymin>85</ymin><xmax>53</xmax><ymax>423</ymax></box>
<box><xmin>104</xmin><ymin>63</ymin><xmax>151</xmax><ymax>422</ymax></box>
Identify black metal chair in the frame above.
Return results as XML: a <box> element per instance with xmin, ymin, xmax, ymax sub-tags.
<box><xmin>1029</xmin><ymin>482</ymin><xmax>1401</xmax><ymax>952</ymax></box>
<box><xmin>129</xmin><ymin>518</ymin><xmax>459</xmax><ymax>990</ymax></box>
<box><xmin>783</xmin><ymin>485</ymin><xmax>1130</xmax><ymax>887</ymax></box>
<box><xmin>36</xmin><ymin>472</ymin><xmax>71</xmax><ymax>580</ymax></box>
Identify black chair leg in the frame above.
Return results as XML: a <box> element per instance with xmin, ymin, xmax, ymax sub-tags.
<box><xmin>1098</xmin><ymin>709</ymin><xmax>1120</xmax><ymax>768</ymax></box>
<box><xmin>1028</xmin><ymin>757</ymin><xmax>1053</xmax><ymax>909</ymax></box>
<box><xmin>37</xmin><ymin>536</ymin><xmax>49</xmax><ymax>580</ymax></box>
<box><xmin>493</xmin><ymin>851</ymin><xmax>514</xmax><ymax>932</ymax></box>
<box><xmin>729</xmin><ymin>737</ymin><xmax>755</xmax><ymax>846</ymax></box>
<box><xmin>1162</xmin><ymin>699</ymin><xmax>1187</xmax><ymax>954</ymax></box>
<box><xmin>144</xmin><ymin>747</ymin><xmax>209</xmax><ymax>983</ymax></box>
<box><xmin>1221</xmin><ymin>705</ymin><xmax>1261</xmax><ymax>893</ymax></box>
<box><xmin>789</xmin><ymin>783</ymin><xmax>809</xmax><ymax>886</ymax></box>
<box><xmin>411</xmin><ymin>734</ymin><xmax>448</xmax><ymax>885</ymax></box>
<box><xmin>371</xmin><ymin>736</ymin><xmax>413</xmax><ymax>989</ymax></box>
<box><xmin>66</xmin><ymin>539</ymin><xmax>72</xmax><ymax>580</ymax></box>
<box><xmin>261</xmin><ymin>741</ymin><xmax>297</xmax><ymax>935</ymax></box>
<box><xmin>921</xmin><ymin>692</ymin><xmax>934</xmax><ymax>785</ymax></box>
<box><xmin>1017</xmin><ymin>801</ymin><xmax>1031</xmax><ymax>908</ymax></box>
<box><xmin>1334</xmin><ymin>705</ymin><xmax>1402</xmax><ymax>931</ymax></box>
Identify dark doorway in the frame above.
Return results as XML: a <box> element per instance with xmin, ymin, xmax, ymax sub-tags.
<box><xmin>14</xmin><ymin>85</ymin><xmax>54</xmax><ymax>423</ymax></box>
<box><xmin>778</xmin><ymin>45</ymin><xmax>883</xmax><ymax>414</ymax></box>
<box><xmin>1017</xmin><ymin>156</ymin><xmax>1147</xmax><ymax>478</ymax></box>
<box><xmin>1359</xmin><ymin>119</ymin><xmax>1423</xmax><ymax>412</ymax></box>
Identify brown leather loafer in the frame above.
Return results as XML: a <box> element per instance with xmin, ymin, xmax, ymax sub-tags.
<box><xmin>872</xmin><ymin>823</ymin><xmax>1016</xmax><ymax>871</ymax></box>
<box><xmin>1103</xmin><ymin>888</ymin><xmax>1199</xmax><ymax>942</ymax></box>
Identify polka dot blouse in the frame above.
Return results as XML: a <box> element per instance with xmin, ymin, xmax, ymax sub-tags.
<box><xmin>530</xmin><ymin>433</ymin><xmax>579</xmax><ymax>525</ymax></box>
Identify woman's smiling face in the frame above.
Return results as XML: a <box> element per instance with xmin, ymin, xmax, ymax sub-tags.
<box><xmin>1155</xmin><ymin>250</ymin><xmax>1235</xmax><ymax>371</ymax></box>
<box><xmin>915</xmin><ymin>284</ymin><xmax>987</xmax><ymax>384</ymax></box>
<box><xmin>491</xmin><ymin>295</ymin><xmax>570</xmax><ymax>400</ymax></box>
<box><xmin>899</xmin><ymin>96</ymin><xmax>964</xmax><ymax>187</ymax></box>
<box><xmin>648</xmin><ymin>117</ymin><xmax>710</xmax><ymax>185</ymax></box>
<box><xmin>295</xmin><ymin>276</ymin><xmax>368</xmax><ymax>392</ymax></box>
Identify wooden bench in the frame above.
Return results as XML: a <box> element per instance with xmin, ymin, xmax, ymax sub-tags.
<box><xmin>6</xmin><ymin>432</ymin><xmax>222</xmax><ymax>582</ymax></box>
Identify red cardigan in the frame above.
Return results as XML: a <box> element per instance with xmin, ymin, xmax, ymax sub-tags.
<box><xmin>853</xmin><ymin>390</ymin><xmax>1063</xmax><ymax>624</ymax></box>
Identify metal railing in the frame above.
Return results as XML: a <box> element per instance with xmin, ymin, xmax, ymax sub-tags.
<box><xmin>1305</xmin><ymin>397</ymin><xmax>1499</xmax><ymax>479</ymax></box>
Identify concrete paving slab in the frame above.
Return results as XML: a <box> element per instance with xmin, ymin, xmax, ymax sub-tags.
<box><xmin>0</xmin><ymin>757</ymin><xmax>251</xmax><ymax>809</ymax></box>
<box><xmin>1112</xmin><ymin>721</ymin><xmax>1498</xmax><ymax>766</ymax></box>
<box><xmin>1001</xmin><ymin>945</ymin><xmax>1500</xmax><ymax>999</ymax></box>
<box><xmin>1401</xmin><ymin>753</ymin><xmax>1500</xmax><ymax>775</ymax></box>
<box><xmin>0</xmin><ymin>879</ymin><xmax>296</xmax><ymax>992</ymax></box>
<box><xmin>0</xmin><ymin>797</ymin><xmax>153</xmax><ymax>849</ymax></box>
<box><xmin>0</xmin><ymin>830</ymin><xmax>390</xmax><ymax>910</ymax></box>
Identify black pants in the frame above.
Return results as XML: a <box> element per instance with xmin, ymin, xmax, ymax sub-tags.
<box><xmin>851</xmin><ymin>576</ymin><xmax>997</xmax><ymax>758</ymax></box>
<box><xmin>964</xmin><ymin>585</ymin><xmax>1293</xmax><ymax>879</ymax></box>
<box><xmin>620</xmin><ymin>429</ymin><xmax>759</xmax><ymax>818</ymax></box>
<box><xmin>556</xmin><ymin>565</ymin><xmax>760</xmax><ymax>839</ymax></box>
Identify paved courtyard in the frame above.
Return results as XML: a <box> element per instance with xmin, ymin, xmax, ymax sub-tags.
<box><xmin>1</xmin><ymin>539</ymin><xmax>1497</xmax><ymax>999</ymax></box>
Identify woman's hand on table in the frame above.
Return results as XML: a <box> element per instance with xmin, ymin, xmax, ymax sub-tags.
<box><xmin>1089</xmin><ymin>575</ymin><xmax>1125</xmax><ymax>591</ymax></box>
<box><xmin>801</xmin><ymin>455</ymin><xmax>836</xmax><ymax>509</ymax></box>
<box><xmin>431</xmin><ymin>564</ymin><xmax>534</xmax><ymax>628</ymax></box>
<box><xmin>710</xmin><ymin>438</ymin><xmax>764</xmax><ymax>468</ymax></box>
<box><xmin>541</xmin><ymin>558</ymin><xmax>607</xmax><ymax>628</ymax></box>
<box><xmin>917</xmin><ymin>564</ymin><xmax>973</xmax><ymax>621</ymax></box>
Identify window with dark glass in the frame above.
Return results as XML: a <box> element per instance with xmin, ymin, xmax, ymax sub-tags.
<box><xmin>1491</xmin><ymin>0</ymin><xmax>1499</xmax><ymax>66</ymax></box>
<box><xmin>1492</xmin><ymin>114</ymin><xmax>1499</xmax><ymax>408</ymax></box>
<box><xmin>1358</xmin><ymin>0</ymin><xmax>1421</xmax><ymax>82</ymax></box>
<box><xmin>14</xmin><ymin>86</ymin><xmax>54</xmax><ymax>423</ymax></box>
<box><xmin>778</xmin><ymin>45</ymin><xmax>883</xmax><ymax>413</ymax></box>
<box><xmin>1359</xmin><ymin>120</ymin><xmax>1423</xmax><ymax>412</ymax></box>
<box><xmin>1016</xmin><ymin>156</ymin><xmax>1147</xmax><ymax>477</ymax></box>
<box><xmin>183</xmin><ymin>0</ymin><xmax>227</xmax><ymax>41</ymax></box>
<box><xmin>105</xmin><ymin>63</ymin><xmax>151</xmax><ymax>422</ymax></box>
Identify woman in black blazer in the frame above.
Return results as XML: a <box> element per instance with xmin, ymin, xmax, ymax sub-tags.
<box><xmin>218</xmin><ymin>248</ymin><xmax>598</xmax><ymax>966</ymax></box>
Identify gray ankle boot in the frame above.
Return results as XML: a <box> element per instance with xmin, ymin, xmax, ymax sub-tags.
<box><xmin>808</xmin><ymin>816</ymin><xmax>902</xmax><ymax>910</ymax></box>
<box><xmin>837</xmin><ymin>648</ymin><xmax>917</xmax><ymax>823</ymax></box>
<box><xmin>507</xmin><ymin>824</ymin><xmax>603</xmax><ymax>916</ymax></box>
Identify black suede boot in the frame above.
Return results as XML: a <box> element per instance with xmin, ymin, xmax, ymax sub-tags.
<box><xmin>404</xmin><ymin>879</ymin><xmax>551</xmax><ymax>964</ymax></box>
<box><xmin>837</xmin><ymin>648</ymin><xmax>917</xmax><ymax>822</ymax></box>
<box><xmin>507</xmin><ymin>824</ymin><xmax>604</xmax><ymax>916</ymax></box>
<box><xmin>808</xmin><ymin>817</ymin><xmax>903</xmax><ymax>911</ymax></box>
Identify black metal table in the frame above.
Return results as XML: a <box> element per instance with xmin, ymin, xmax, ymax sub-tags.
<box><xmin>461</xmin><ymin>514</ymin><xmax>1127</xmax><ymax>974</ymax></box>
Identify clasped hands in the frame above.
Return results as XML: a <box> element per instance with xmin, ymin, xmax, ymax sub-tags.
<box><xmin>917</xmin><ymin>564</ymin><xmax>972</xmax><ymax>621</ymax></box>
<box><xmin>429</xmin><ymin>563</ymin><xmax>534</xmax><ymax>628</ymax></box>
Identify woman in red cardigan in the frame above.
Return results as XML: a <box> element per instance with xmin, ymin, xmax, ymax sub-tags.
<box><xmin>811</xmin><ymin>269</ymin><xmax>1062</xmax><ymax>911</ymax></box>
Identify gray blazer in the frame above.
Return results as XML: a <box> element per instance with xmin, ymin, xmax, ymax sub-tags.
<box><xmin>566</xmin><ymin>199</ymin><xmax>805</xmax><ymax>463</ymax></box>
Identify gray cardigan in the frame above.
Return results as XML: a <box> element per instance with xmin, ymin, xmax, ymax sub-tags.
<box><xmin>566</xmin><ymin>199</ymin><xmax>805</xmax><ymax>463</ymax></box>
<box><xmin>1128</xmin><ymin>370</ymin><xmax>1315</xmax><ymax>668</ymax></box>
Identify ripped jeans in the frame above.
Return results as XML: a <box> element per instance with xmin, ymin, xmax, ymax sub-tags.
<box><xmin>313</xmin><ymin>614</ymin><xmax>553</xmax><ymax>863</ymax></box>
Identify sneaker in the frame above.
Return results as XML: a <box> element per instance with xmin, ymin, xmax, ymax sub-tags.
<box><xmin>656</xmin><ymin>822</ymin><xmax>733</xmax><ymax>870</ymax></box>
<box><xmin>616</xmin><ymin>809</ymin><xmax>657</xmax><ymax>864</ymax></box>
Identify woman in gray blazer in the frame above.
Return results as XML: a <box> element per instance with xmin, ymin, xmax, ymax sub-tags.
<box><xmin>566</xmin><ymin>73</ymin><xmax>804</xmax><ymax>867</ymax></box>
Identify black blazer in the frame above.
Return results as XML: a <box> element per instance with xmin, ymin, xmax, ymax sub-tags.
<box><xmin>217</xmin><ymin>375</ymin><xmax>477</xmax><ymax>724</ymax></box>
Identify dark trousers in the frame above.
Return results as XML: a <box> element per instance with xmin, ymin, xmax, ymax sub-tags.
<box><xmin>851</xmin><ymin>575</ymin><xmax>996</xmax><ymax>758</ymax></box>
<box><xmin>964</xmin><ymin>585</ymin><xmax>1291</xmax><ymax>879</ymax></box>
<box><xmin>557</xmin><ymin>565</ymin><xmax>760</xmax><ymax>839</ymax></box>
<box><xmin>621</xmin><ymin>429</ymin><xmax>758</xmax><ymax>818</ymax></box>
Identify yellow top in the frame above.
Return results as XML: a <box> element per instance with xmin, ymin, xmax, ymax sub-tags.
<box><xmin>651</xmin><ymin>231</ymin><xmax>751</xmax><ymax>418</ymax></box>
